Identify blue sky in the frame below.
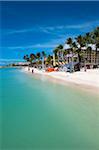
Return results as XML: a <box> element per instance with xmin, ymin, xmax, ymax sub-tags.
<box><xmin>0</xmin><ymin>1</ymin><xmax>99</xmax><ymax>60</ymax></box>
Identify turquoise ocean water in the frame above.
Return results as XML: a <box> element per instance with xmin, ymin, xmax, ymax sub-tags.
<box><xmin>0</xmin><ymin>68</ymin><xmax>99</xmax><ymax>150</ymax></box>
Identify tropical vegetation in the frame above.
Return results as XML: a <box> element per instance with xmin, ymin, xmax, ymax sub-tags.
<box><xmin>23</xmin><ymin>26</ymin><xmax>99</xmax><ymax>69</ymax></box>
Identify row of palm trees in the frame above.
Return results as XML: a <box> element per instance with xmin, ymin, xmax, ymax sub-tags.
<box><xmin>54</xmin><ymin>26</ymin><xmax>99</xmax><ymax>64</ymax></box>
<box><xmin>23</xmin><ymin>26</ymin><xmax>99</xmax><ymax>67</ymax></box>
<box><xmin>23</xmin><ymin>51</ymin><xmax>46</xmax><ymax>63</ymax></box>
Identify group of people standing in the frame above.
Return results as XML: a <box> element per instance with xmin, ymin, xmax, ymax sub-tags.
<box><xmin>28</xmin><ymin>67</ymin><xmax>34</xmax><ymax>74</ymax></box>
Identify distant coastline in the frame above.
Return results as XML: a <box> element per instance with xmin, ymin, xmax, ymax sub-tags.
<box><xmin>0</xmin><ymin>62</ymin><xmax>30</xmax><ymax>69</ymax></box>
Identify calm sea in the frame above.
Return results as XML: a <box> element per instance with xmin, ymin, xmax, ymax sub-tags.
<box><xmin>0</xmin><ymin>68</ymin><xmax>99</xmax><ymax>150</ymax></box>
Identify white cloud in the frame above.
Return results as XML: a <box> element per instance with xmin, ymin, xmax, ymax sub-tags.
<box><xmin>1</xmin><ymin>43</ymin><xmax>57</xmax><ymax>50</ymax></box>
<box><xmin>0</xmin><ymin>33</ymin><xmax>76</xmax><ymax>51</ymax></box>
<box><xmin>1</xmin><ymin>20</ymin><xmax>99</xmax><ymax>51</ymax></box>
<box><xmin>5</xmin><ymin>20</ymin><xmax>99</xmax><ymax>35</ymax></box>
<box><xmin>0</xmin><ymin>58</ymin><xmax>24</xmax><ymax>62</ymax></box>
<box><xmin>6</xmin><ymin>28</ymin><xmax>37</xmax><ymax>34</ymax></box>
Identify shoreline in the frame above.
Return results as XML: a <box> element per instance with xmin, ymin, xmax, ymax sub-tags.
<box><xmin>23</xmin><ymin>67</ymin><xmax>99</xmax><ymax>96</ymax></box>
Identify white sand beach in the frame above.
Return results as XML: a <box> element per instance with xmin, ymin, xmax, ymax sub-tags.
<box><xmin>23</xmin><ymin>67</ymin><xmax>99</xmax><ymax>90</ymax></box>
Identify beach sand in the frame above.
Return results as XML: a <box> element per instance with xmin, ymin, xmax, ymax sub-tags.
<box><xmin>23</xmin><ymin>67</ymin><xmax>99</xmax><ymax>96</ymax></box>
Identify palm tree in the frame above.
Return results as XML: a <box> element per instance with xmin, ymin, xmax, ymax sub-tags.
<box><xmin>72</xmin><ymin>41</ymin><xmax>78</xmax><ymax>61</ymax></box>
<box><xmin>65</xmin><ymin>37</ymin><xmax>73</xmax><ymax>57</ymax></box>
<box><xmin>66</xmin><ymin>38</ymin><xmax>75</xmax><ymax>72</ymax></box>
<box><xmin>57</xmin><ymin>44</ymin><xmax>64</xmax><ymax>61</ymax></box>
<box><xmin>84</xmin><ymin>32</ymin><xmax>90</xmax><ymax>62</ymax></box>
<box><xmin>46</xmin><ymin>55</ymin><xmax>53</xmax><ymax>66</ymax></box>
<box><xmin>76</xmin><ymin>35</ymin><xmax>85</xmax><ymax>47</ymax></box>
<box><xmin>72</xmin><ymin>42</ymin><xmax>78</xmax><ymax>52</ymax></box>
<box><xmin>53</xmin><ymin>52</ymin><xmax>56</xmax><ymax>67</ymax></box>
<box><xmin>66</xmin><ymin>38</ymin><xmax>72</xmax><ymax>46</ymax></box>
<box><xmin>84</xmin><ymin>32</ymin><xmax>91</xmax><ymax>44</ymax></box>
<box><xmin>53</xmin><ymin>44</ymin><xmax>63</xmax><ymax>64</ymax></box>
<box><xmin>36</xmin><ymin>52</ymin><xmax>41</xmax><ymax>67</ymax></box>
<box><xmin>41</xmin><ymin>51</ymin><xmax>46</xmax><ymax>69</ymax></box>
<box><xmin>23</xmin><ymin>54</ymin><xmax>29</xmax><ymax>62</ymax></box>
<box><xmin>53</xmin><ymin>47</ymin><xmax>59</xmax><ymax>66</ymax></box>
<box><xmin>63</xmin><ymin>49</ymin><xmax>68</xmax><ymax>62</ymax></box>
<box><xmin>75</xmin><ymin>35</ymin><xmax>86</xmax><ymax>65</ymax></box>
<box><xmin>53</xmin><ymin>47</ymin><xmax>59</xmax><ymax>61</ymax></box>
<box><xmin>42</xmin><ymin>51</ymin><xmax>46</xmax><ymax>58</ymax></box>
<box><xmin>30</xmin><ymin>53</ymin><xmax>36</xmax><ymax>65</ymax></box>
<box><xmin>72</xmin><ymin>42</ymin><xmax>78</xmax><ymax>71</ymax></box>
<box><xmin>36</xmin><ymin>52</ymin><xmax>41</xmax><ymax>61</ymax></box>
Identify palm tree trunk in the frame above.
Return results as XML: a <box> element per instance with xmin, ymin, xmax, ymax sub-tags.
<box><xmin>95</xmin><ymin>47</ymin><xmax>97</xmax><ymax>64</ymax></box>
<box><xmin>84</xmin><ymin>58</ymin><xmax>87</xmax><ymax>72</ymax></box>
<box><xmin>62</xmin><ymin>51</ymin><xmax>64</xmax><ymax>61</ymax></box>
<box><xmin>53</xmin><ymin>53</ymin><xmax>56</xmax><ymax>67</ymax></box>
<box><xmin>78</xmin><ymin>51</ymin><xmax>82</xmax><ymax>69</ymax></box>
<box><xmin>42</xmin><ymin>57</ymin><xmax>44</xmax><ymax>69</ymax></box>
<box><xmin>67</xmin><ymin>57</ymin><xmax>69</xmax><ymax>63</ymax></box>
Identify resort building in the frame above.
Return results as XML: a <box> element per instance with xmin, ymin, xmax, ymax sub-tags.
<box><xmin>81</xmin><ymin>44</ymin><xmax>99</xmax><ymax>65</ymax></box>
<box><xmin>83</xmin><ymin>50</ymin><xmax>99</xmax><ymax>65</ymax></box>
<box><xmin>64</xmin><ymin>44</ymin><xmax>99</xmax><ymax>66</ymax></box>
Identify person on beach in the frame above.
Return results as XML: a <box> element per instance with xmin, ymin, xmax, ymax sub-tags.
<box><xmin>28</xmin><ymin>67</ymin><xmax>30</xmax><ymax>71</ymax></box>
<box><xmin>32</xmin><ymin>69</ymin><xmax>34</xmax><ymax>74</ymax></box>
<box><xmin>84</xmin><ymin>64</ymin><xmax>87</xmax><ymax>72</ymax></box>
